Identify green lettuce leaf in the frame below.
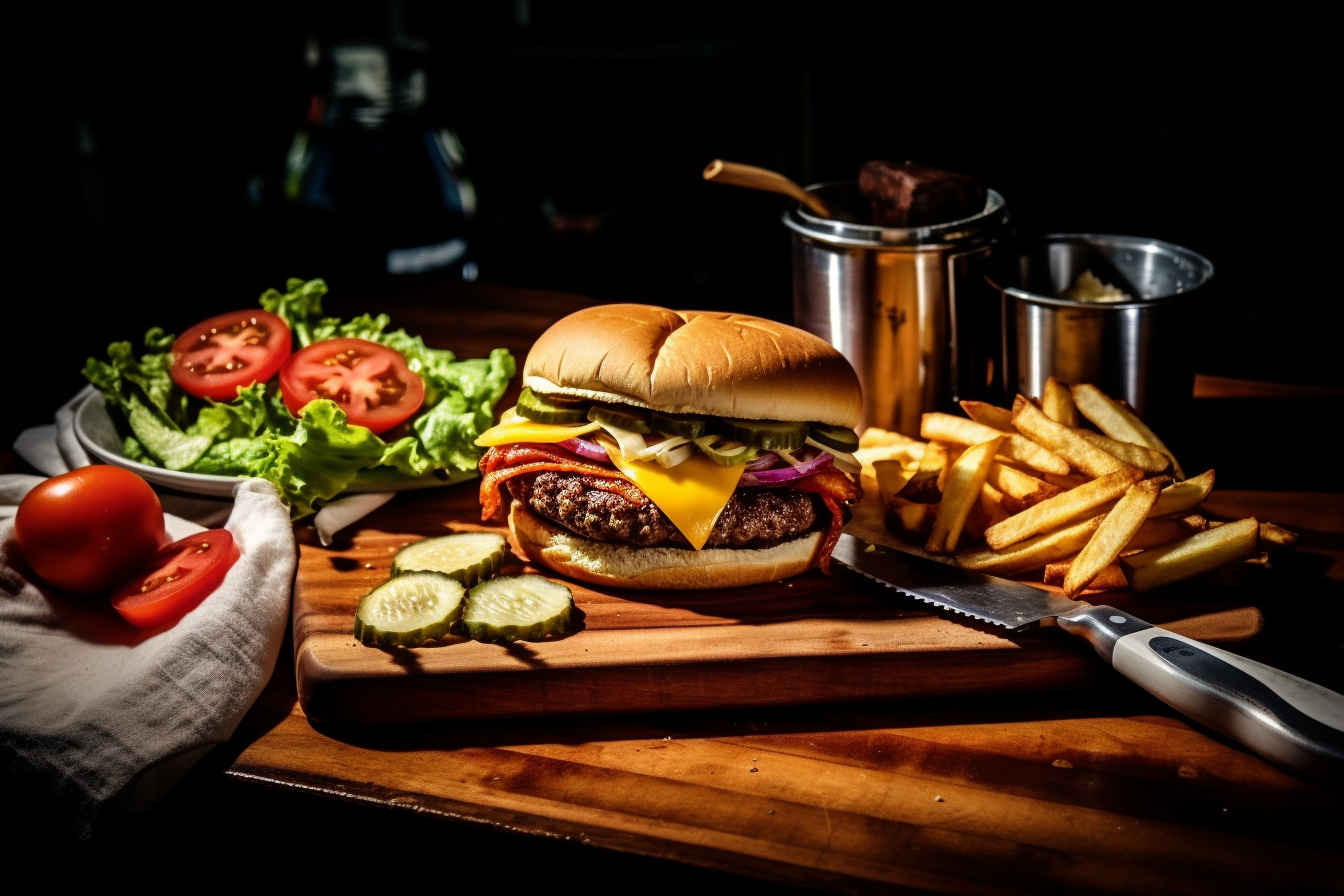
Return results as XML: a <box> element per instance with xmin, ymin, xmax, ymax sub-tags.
<box><xmin>84</xmin><ymin>276</ymin><xmax>515</xmax><ymax>520</ymax></box>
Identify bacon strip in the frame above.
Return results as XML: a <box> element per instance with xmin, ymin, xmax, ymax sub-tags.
<box><xmin>479</xmin><ymin>443</ymin><xmax>862</xmax><ymax>573</ymax></box>
<box><xmin>478</xmin><ymin>444</ymin><xmax>619</xmax><ymax>522</ymax></box>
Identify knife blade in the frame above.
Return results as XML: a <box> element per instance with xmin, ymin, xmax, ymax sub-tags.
<box><xmin>832</xmin><ymin>532</ymin><xmax>1344</xmax><ymax>788</ymax></box>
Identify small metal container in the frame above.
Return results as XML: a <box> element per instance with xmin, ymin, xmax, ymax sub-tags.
<box><xmin>786</xmin><ymin>182</ymin><xmax>1012</xmax><ymax>435</ymax></box>
<box><xmin>986</xmin><ymin>234</ymin><xmax>1215</xmax><ymax>434</ymax></box>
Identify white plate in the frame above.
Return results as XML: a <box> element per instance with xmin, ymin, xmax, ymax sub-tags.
<box><xmin>73</xmin><ymin>391</ymin><xmax>465</xmax><ymax>498</ymax></box>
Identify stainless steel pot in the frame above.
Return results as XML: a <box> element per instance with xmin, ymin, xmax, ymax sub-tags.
<box><xmin>986</xmin><ymin>234</ymin><xmax>1215</xmax><ymax>435</ymax></box>
<box><xmin>787</xmin><ymin>182</ymin><xmax>1012</xmax><ymax>435</ymax></box>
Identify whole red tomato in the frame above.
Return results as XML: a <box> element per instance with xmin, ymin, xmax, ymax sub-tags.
<box><xmin>14</xmin><ymin>465</ymin><xmax>170</xmax><ymax>595</ymax></box>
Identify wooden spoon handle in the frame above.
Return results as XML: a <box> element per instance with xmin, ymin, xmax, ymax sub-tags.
<box><xmin>703</xmin><ymin>159</ymin><xmax>830</xmax><ymax>218</ymax></box>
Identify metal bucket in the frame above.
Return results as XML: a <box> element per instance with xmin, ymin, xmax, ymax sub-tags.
<box><xmin>986</xmin><ymin>234</ymin><xmax>1215</xmax><ymax>436</ymax></box>
<box><xmin>786</xmin><ymin>182</ymin><xmax>1012</xmax><ymax>435</ymax></box>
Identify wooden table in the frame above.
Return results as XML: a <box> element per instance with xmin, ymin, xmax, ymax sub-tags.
<box><xmin>27</xmin><ymin>279</ymin><xmax>1344</xmax><ymax>891</ymax></box>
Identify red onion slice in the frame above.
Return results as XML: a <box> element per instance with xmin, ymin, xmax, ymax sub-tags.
<box><xmin>558</xmin><ymin>437</ymin><xmax>612</xmax><ymax>464</ymax></box>
<box><xmin>740</xmin><ymin>451</ymin><xmax>834</xmax><ymax>485</ymax></box>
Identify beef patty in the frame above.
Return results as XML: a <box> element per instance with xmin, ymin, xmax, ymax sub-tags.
<box><xmin>508</xmin><ymin>471</ymin><xmax>821</xmax><ymax>549</ymax></box>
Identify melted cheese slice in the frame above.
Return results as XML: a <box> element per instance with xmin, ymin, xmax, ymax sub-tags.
<box><xmin>475</xmin><ymin>407</ymin><xmax>601</xmax><ymax>447</ymax></box>
<box><xmin>606</xmin><ymin>448</ymin><xmax>745</xmax><ymax>550</ymax></box>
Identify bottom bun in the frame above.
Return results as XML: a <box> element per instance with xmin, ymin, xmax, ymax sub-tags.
<box><xmin>507</xmin><ymin>501</ymin><xmax>823</xmax><ymax>590</ymax></box>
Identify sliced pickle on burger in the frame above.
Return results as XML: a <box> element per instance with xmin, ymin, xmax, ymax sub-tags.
<box><xmin>720</xmin><ymin>418</ymin><xmax>809</xmax><ymax>451</ymax></box>
<box><xmin>589</xmin><ymin>403</ymin><xmax>652</xmax><ymax>433</ymax></box>
<box><xmin>808</xmin><ymin>422</ymin><xmax>860</xmax><ymax>453</ymax></box>
<box><xmin>648</xmin><ymin>410</ymin><xmax>709</xmax><ymax>440</ymax></box>
<box><xmin>693</xmin><ymin>435</ymin><xmax>758</xmax><ymax>467</ymax></box>
<box><xmin>516</xmin><ymin>387</ymin><xmax>591</xmax><ymax>425</ymax></box>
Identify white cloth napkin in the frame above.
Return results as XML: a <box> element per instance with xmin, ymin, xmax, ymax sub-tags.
<box><xmin>2</xmin><ymin>393</ymin><xmax>302</xmax><ymax>845</ymax></box>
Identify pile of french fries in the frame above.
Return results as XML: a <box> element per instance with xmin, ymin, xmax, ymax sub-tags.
<box><xmin>857</xmin><ymin>378</ymin><xmax>1298</xmax><ymax>597</ymax></box>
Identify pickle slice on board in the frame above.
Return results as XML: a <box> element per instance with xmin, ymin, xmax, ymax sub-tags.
<box><xmin>391</xmin><ymin>532</ymin><xmax>508</xmax><ymax>586</ymax></box>
<box><xmin>354</xmin><ymin>572</ymin><xmax>465</xmax><ymax>648</ymax></box>
<box><xmin>516</xmin><ymin>388</ymin><xmax>591</xmax><ymax>425</ymax></box>
<box><xmin>720</xmin><ymin>418</ymin><xmax>809</xmax><ymax>451</ymax></box>
<box><xmin>462</xmin><ymin>575</ymin><xmax>574</xmax><ymax>643</ymax></box>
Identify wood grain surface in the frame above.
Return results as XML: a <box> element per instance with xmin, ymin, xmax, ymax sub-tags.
<box><xmin>251</xmin><ymin>283</ymin><xmax>1344</xmax><ymax>893</ymax></box>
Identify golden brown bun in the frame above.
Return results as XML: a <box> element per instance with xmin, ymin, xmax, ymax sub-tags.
<box><xmin>522</xmin><ymin>303</ymin><xmax>863</xmax><ymax>428</ymax></box>
<box><xmin>508</xmin><ymin>501</ymin><xmax>822</xmax><ymax>590</ymax></box>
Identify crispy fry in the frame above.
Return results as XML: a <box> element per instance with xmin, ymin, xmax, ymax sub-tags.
<box><xmin>922</xmin><ymin>411</ymin><xmax>1070</xmax><ymax>476</ymax></box>
<box><xmin>1041</xmin><ymin>377</ymin><xmax>1080</xmax><ymax>427</ymax></box>
<box><xmin>1120</xmin><ymin>517</ymin><xmax>1260</xmax><ymax>592</ymax></box>
<box><xmin>1072</xmin><ymin>383</ymin><xmax>1184</xmax><ymax>479</ymax></box>
<box><xmin>896</xmin><ymin>441</ymin><xmax>949</xmax><ymax>504</ymax></box>
<box><xmin>958</xmin><ymin>400</ymin><xmax>1015</xmax><ymax>432</ymax></box>
<box><xmin>1011</xmin><ymin>395</ymin><xmax>1140</xmax><ymax>478</ymax></box>
<box><xmin>872</xmin><ymin>459</ymin><xmax>914</xmax><ymax>507</ymax></box>
<box><xmin>1044</xmin><ymin>560</ymin><xmax>1128</xmax><ymax>592</ymax></box>
<box><xmin>985</xmin><ymin>463</ymin><xmax>1062</xmax><ymax>508</ymax></box>
<box><xmin>1073</xmin><ymin>428</ymin><xmax>1171</xmax><ymax>473</ymax></box>
<box><xmin>1259</xmin><ymin>521</ymin><xmax>1300</xmax><ymax>551</ymax></box>
<box><xmin>984</xmin><ymin>467</ymin><xmax>1143</xmax><ymax>550</ymax></box>
<box><xmin>1042</xmin><ymin>470</ymin><xmax>1091</xmax><ymax>490</ymax></box>
<box><xmin>926</xmin><ymin>436</ymin><xmax>1002</xmax><ymax>554</ymax></box>
<box><xmin>1063</xmin><ymin>478</ymin><xmax>1163</xmax><ymax>597</ymax></box>
<box><xmin>886</xmin><ymin>499</ymin><xmax>934</xmax><ymax>540</ymax></box>
<box><xmin>858</xmin><ymin>427</ymin><xmax>924</xmax><ymax>451</ymax></box>
<box><xmin>1123</xmin><ymin>514</ymin><xmax>1208</xmax><ymax>551</ymax></box>
<box><xmin>1149</xmin><ymin>469</ymin><xmax>1214</xmax><ymax>517</ymax></box>
<box><xmin>955</xmin><ymin>515</ymin><xmax>1104</xmax><ymax>576</ymax></box>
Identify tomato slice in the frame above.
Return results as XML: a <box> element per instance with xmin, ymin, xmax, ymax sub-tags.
<box><xmin>170</xmin><ymin>309</ymin><xmax>293</xmax><ymax>402</ymax></box>
<box><xmin>278</xmin><ymin>337</ymin><xmax>426</xmax><ymax>435</ymax></box>
<box><xmin>110</xmin><ymin>529</ymin><xmax>241</xmax><ymax>629</ymax></box>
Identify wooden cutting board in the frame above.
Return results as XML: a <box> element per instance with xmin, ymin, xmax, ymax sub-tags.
<box><xmin>292</xmin><ymin>473</ymin><xmax>1265</xmax><ymax>726</ymax></box>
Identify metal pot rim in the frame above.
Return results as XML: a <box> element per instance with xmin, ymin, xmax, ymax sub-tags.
<box><xmin>782</xmin><ymin>182</ymin><xmax>1011</xmax><ymax>247</ymax></box>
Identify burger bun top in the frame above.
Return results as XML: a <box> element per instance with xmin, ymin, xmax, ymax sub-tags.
<box><xmin>522</xmin><ymin>304</ymin><xmax>863</xmax><ymax>428</ymax></box>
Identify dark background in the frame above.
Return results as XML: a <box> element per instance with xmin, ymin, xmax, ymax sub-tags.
<box><xmin>17</xmin><ymin>1</ymin><xmax>1339</xmax><ymax>451</ymax></box>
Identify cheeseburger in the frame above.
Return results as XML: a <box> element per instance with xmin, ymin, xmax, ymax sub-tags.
<box><xmin>475</xmin><ymin>304</ymin><xmax>864</xmax><ymax>589</ymax></box>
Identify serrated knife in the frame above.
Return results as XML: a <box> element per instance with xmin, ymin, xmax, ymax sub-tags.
<box><xmin>832</xmin><ymin>533</ymin><xmax>1344</xmax><ymax>788</ymax></box>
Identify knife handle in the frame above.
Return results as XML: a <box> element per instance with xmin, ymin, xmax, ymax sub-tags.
<box><xmin>1058</xmin><ymin>606</ymin><xmax>1344</xmax><ymax>788</ymax></box>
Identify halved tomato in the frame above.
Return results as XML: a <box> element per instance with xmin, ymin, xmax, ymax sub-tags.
<box><xmin>111</xmin><ymin>528</ymin><xmax>241</xmax><ymax>629</ymax></box>
<box><xmin>278</xmin><ymin>337</ymin><xmax>425</xmax><ymax>435</ymax></box>
<box><xmin>170</xmin><ymin>309</ymin><xmax>293</xmax><ymax>402</ymax></box>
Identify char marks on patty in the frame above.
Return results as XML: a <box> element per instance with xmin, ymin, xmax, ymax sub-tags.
<box><xmin>507</xmin><ymin>471</ymin><xmax>821</xmax><ymax>549</ymax></box>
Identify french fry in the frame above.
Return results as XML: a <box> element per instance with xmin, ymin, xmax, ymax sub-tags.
<box><xmin>872</xmin><ymin>459</ymin><xmax>914</xmax><ymax>507</ymax></box>
<box><xmin>1123</xmin><ymin>514</ymin><xmax>1209</xmax><ymax>551</ymax></box>
<box><xmin>1063</xmin><ymin>478</ymin><xmax>1163</xmax><ymax>597</ymax></box>
<box><xmin>1011</xmin><ymin>395</ymin><xmax>1140</xmax><ymax>478</ymax></box>
<box><xmin>1041</xmin><ymin>376</ymin><xmax>1080</xmax><ymax>427</ymax></box>
<box><xmin>939</xmin><ymin>443</ymin><xmax>966</xmax><ymax>491</ymax></box>
<box><xmin>1042</xmin><ymin>470</ymin><xmax>1091</xmax><ymax>490</ymax></box>
<box><xmin>1120</xmin><ymin>517</ymin><xmax>1260</xmax><ymax>592</ymax></box>
<box><xmin>1073</xmin><ymin>428</ymin><xmax>1171</xmax><ymax>473</ymax></box>
<box><xmin>886</xmin><ymin>500</ymin><xmax>934</xmax><ymax>540</ymax></box>
<box><xmin>1149</xmin><ymin>469</ymin><xmax>1214</xmax><ymax>517</ymax></box>
<box><xmin>958</xmin><ymin>400</ymin><xmax>1016</xmax><ymax>432</ymax></box>
<box><xmin>1071</xmin><ymin>383</ymin><xmax>1184</xmax><ymax>479</ymax></box>
<box><xmin>921</xmin><ymin>411</ymin><xmax>1070</xmax><ymax>476</ymax></box>
<box><xmin>985</xmin><ymin>463</ymin><xmax>1063</xmax><ymax>512</ymax></box>
<box><xmin>896</xmin><ymin>441</ymin><xmax>949</xmax><ymax>504</ymax></box>
<box><xmin>963</xmin><ymin>485</ymin><xmax>998</xmax><ymax>542</ymax></box>
<box><xmin>858</xmin><ymin>427</ymin><xmax>925</xmax><ymax>451</ymax></box>
<box><xmin>984</xmin><ymin>467</ymin><xmax>1144</xmax><ymax>550</ymax></box>
<box><xmin>1044</xmin><ymin>560</ymin><xmax>1128</xmax><ymax>592</ymax></box>
<box><xmin>1259</xmin><ymin>521</ymin><xmax>1299</xmax><ymax>551</ymax></box>
<box><xmin>955</xmin><ymin>514</ymin><xmax>1104</xmax><ymax>577</ymax></box>
<box><xmin>926</xmin><ymin>436</ymin><xmax>1002</xmax><ymax>554</ymax></box>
